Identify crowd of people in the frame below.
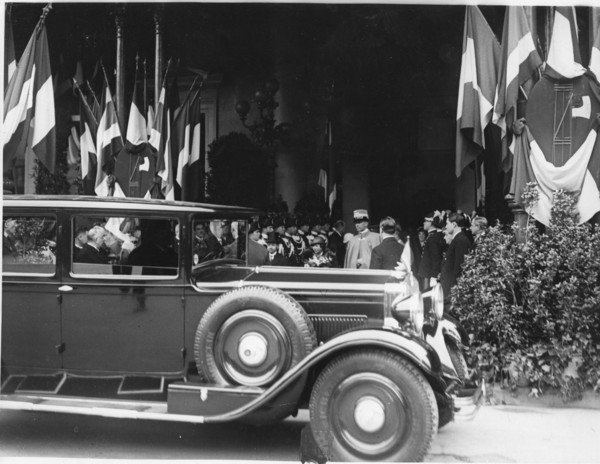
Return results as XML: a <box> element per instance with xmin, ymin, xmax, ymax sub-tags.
<box><xmin>243</xmin><ymin>207</ymin><xmax>489</xmax><ymax>299</ymax></box>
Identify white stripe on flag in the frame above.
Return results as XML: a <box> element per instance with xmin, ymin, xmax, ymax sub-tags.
<box><xmin>2</xmin><ymin>72</ymin><xmax>34</xmax><ymax>144</ymax></box>
<box><xmin>8</xmin><ymin>61</ymin><xmax>16</xmax><ymax>83</ymax></box>
<box><xmin>190</xmin><ymin>121</ymin><xmax>201</xmax><ymax>164</ymax></box>
<box><xmin>31</xmin><ymin>76</ymin><xmax>55</xmax><ymax>147</ymax></box>
<box><xmin>547</xmin><ymin>9</ymin><xmax>586</xmax><ymax>79</ymax></box>
<box><xmin>80</xmin><ymin>123</ymin><xmax>95</xmax><ymax>178</ymax></box>
<box><xmin>98</xmin><ymin>122</ymin><xmax>122</xmax><ymax>152</ymax></box>
<box><xmin>505</xmin><ymin>32</ymin><xmax>536</xmax><ymax>87</ymax></box>
<box><xmin>590</xmin><ymin>47</ymin><xmax>600</xmax><ymax>80</ymax></box>
<box><xmin>126</xmin><ymin>103</ymin><xmax>147</xmax><ymax>146</ymax></box>
<box><xmin>456</xmin><ymin>37</ymin><xmax>494</xmax><ymax>125</ymax></box>
<box><xmin>176</xmin><ymin>124</ymin><xmax>191</xmax><ymax>187</ymax></box>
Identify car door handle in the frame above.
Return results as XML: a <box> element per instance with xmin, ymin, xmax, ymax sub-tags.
<box><xmin>58</xmin><ymin>285</ymin><xmax>73</xmax><ymax>292</ymax></box>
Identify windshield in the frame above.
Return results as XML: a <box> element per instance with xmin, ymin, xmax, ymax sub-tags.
<box><xmin>192</xmin><ymin>219</ymin><xmax>247</xmax><ymax>267</ymax></box>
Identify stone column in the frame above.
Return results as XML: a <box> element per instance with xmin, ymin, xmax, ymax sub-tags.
<box><xmin>154</xmin><ymin>6</ymin><xmax>163</xmax><ymax>105</ymax></box>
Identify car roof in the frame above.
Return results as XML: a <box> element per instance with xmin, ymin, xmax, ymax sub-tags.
<box><xmin>3</xmin><ymin>195</ymin><xmax>261</xmax><ymax>217</ymax></box>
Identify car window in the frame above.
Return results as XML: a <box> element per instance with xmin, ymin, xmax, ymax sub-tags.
<box><xmin>192</xmin><ymin>219</ymin><xmax>246</xmax><ymax>266</ymax></box>
<box><xmin>2</xmin><ymin>215</ymin><xmax>57</xmax><ymax>276</ymax></box>
<box><xmin>71</xmin><ymin>215</ymin><xmax>179</xmax><ymax>279</ymax></box>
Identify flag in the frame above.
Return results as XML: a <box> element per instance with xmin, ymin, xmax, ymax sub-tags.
<box><xmin>87</xmin><ymin>81</ymin><xmax>102</xmax><ymax>123</ymax></box>
<box><xmin>3</xmin><ymin>20</ymin><xmax>56</xmax><ymax>175</ymax></box>
<box><xmin>95</xmin><ymin>80</ymin><xmax>125</xmax><ymax>197</ymax></box>
<box><xmin>75</xmin><ymin>81</ymin><xmax>98</xmax><ymax>195</ymax></box>
<box><xmin>148</xmin><ymin>83</ymin><xmax>174</xmax><ymax>200</ymax></box>
<box><xmin>493</xmin><ymin>6</ymin><xmax>542</xmax><ymax>169</ymax></box>
<box><xmin>317</xmin><ymin>120</ymin><xmax>330</xmax><ymax>201</ymax></box>
<box><xmin>590</xmin><ymin>24</ymin><xmax>600</xmax><ymax>81</ymax></box>
<box><xmin>188</xmin><ymin>95</ymin><xmax>204</xmax><ymax>202</ymax></box>
<box><xmin>546</xmin><ymin>7</ymin><xmax>586</xmax><ymax>80</ymax></box>
<box><xmin>67</xmin><ymin>127</ymin><xmax>79</xmax><ymax>166</ymax></box>
<box><xmin>4</xmin><ymin>6</ymin><xmax>16</xmax><ymax>89</ymax></box>
<box><xmin>172</xmin><ymin>98</ymin><xmax>190</xmax><ymax>199</ymax></box>
<box><xmin>455</xmin><ymin>6</ymin><xmax>500</xmax><ymax>177</ymax></box>
<box><xmin>125</xmin><ymin>58</ymin><xmax>149</xmax><ymax>155</ymax></box>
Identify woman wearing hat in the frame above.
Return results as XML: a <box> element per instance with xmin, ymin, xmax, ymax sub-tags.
<box><xmin>303</xmin><ymin>235</ymin><xmax>337</xmax><ymax>268</ymax></box>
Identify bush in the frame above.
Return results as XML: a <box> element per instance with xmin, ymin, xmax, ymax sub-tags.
<box><xmin>452</xmin><ymin>189</ymin><xmax>600</xmax><ymax>401</ymax></box>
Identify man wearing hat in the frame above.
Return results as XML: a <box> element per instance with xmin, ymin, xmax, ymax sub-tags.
<box><xmin>417</xmin><ymin>211</ymin><xmax>447</xmax><ymax>289</ymax></box>
<box><xmin>344</xmin><ymin>209</ymin><xmax>381</xmax><ymax>269</ymax></box>
<box><xmin>282</xmin><ymin>217</ymin><xmax>306</xmax><ymax>266</ymax></box>
<box><xmin>247</xmin><ymin>222</ymin><xmax>269</xmax><ymax>266</ymax></box>
<box><xmin>370</xmin><ymin>217</ymin><xmax>405</xmax><ymax>270</ymax></box>
<box><xmin>264</xmin><ymin>232</ymin><xmax>289</xmax><ymax>266</ymax></box>
<box><xmin>297</xmin><ymin>216</ymin><xmax>311</xmax><ymax>249</ymax></box>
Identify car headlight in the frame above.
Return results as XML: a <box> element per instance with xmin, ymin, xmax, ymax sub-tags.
<box><xmin>391</xmin><ymin>291</ymin><xmax>424</xmax><ymax>334</ymax></box>
<box><xmin>431</xmin><ymin>283</ymin><xmax>444</xmax><ymax>320</ymax></box>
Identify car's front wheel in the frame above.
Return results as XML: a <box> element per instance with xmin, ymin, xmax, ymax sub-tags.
<box><xmin>309</xmin><ymin>349</ymin><xmax>438</xmax><ymax>462</ymax></box>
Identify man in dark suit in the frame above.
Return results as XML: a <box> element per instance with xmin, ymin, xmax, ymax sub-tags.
<box><xmin>440</xmin><ymin>213</ymin><xmax>473</xmax><ymax>300</ymax></box>
<box><xmin>76</xmin><ymin>225</ymin><xmax>109</xmax><ymax>264</ymax></box>
<box><xmin>327</xmin><ymin>220</ymin><xmax>345</xmax><ymax>268</ymax></box>
<box><xmin>370</xmin><ymin>217</ymin><xmax>404</xmax><ymax>270</ymax></box>
<box><xmin>264</xmin><ymin>233</ymin><xmax>289</xmax><ymax>266</ymax></box>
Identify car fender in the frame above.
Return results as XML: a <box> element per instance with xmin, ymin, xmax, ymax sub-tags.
<box><xmin>202</xmin><ymin>328</ymin><xmax>443</xmax><ymax>423</ymax></box>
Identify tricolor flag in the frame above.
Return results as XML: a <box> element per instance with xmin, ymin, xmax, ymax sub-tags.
<box><xmin>493</xmin><ymin>6</ymin><xmax>542</xmax><ymax>169</ymax></box>
<box><xmin>75</xmin><ymin>80</ymin><xmax>98</xmax><ymax>195</ymax></box>
<box><xmin>148</xmin><ymin>81</ymin><xmax>174</xmax><ymax>200</ymax></box>
<box><xmin>146</xmin><ymin>105</ymin><xmax>155</xmax><ymax>137</ymax></box>
<box><xmin>546</xmin><ymin>7</ymin><xmax>586</xmax><ymax>80</ymax></box>
<box><xmin>317</xmin><ymin>120</ymin><xmax>330</xmax><ymax>201</ymax></box>
<box><xmin>172</xmin><ymin>98</ymin><xmax>191</xmax><ymax>198</ymax></box>
<box><xmin>4</xmin><ymin>6</ymin><xmax>16</xmax><ymax>89</ymax></box>
<box><xmin>3</xmin><ymin>19</ymin><xmax>56</xmax><ymax>176</ymax></box>
<box><xmin>125</xmin><ymin>58</ymin><xmax>149</xmax><ymax>155</ymax></box>
<box><xmin>188</xmin><ymin>95</ymin><xmax>204</xmax><ymax>202</ymax></box>
<box><xmin>95</xmin><ymin>80</ymin><xmax>125</xmax><ymax>197</ymax></box>
<box><xmin>455</xmin><ymin>6</ymin><xmax>500</xmax><ymax>178</ymax></box>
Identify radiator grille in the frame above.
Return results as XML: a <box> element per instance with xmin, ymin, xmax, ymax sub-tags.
<box><xmin>309</xmin><ymin>315</ymin><xmax>368</xmax><ymax>342</ymax></box>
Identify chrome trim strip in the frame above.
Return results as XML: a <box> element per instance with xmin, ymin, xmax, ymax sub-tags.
<box><xmin>193</xmin><ymin>280</ymin><xmax>386</xmax><ymax>293</ymax></box>
<box><xmin>253</xmin><ymin>266</ymin><xmax>394</xmax><ymax>277</ymax></box>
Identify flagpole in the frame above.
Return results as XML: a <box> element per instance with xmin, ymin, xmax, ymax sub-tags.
<box><xmin>143</xmin><ymin>57</ymin><xmax>148</xmax><ymax>114</ymax></box>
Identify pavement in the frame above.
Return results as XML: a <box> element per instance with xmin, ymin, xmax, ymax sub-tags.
<box><xmin>427</xmin><ymin>404</ymin><xmax>600</xmax><ymax>462</ymax></box>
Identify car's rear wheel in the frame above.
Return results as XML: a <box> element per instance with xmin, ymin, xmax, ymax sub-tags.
<box><xmin>194</xmin><ymin>285</ymin><xmax>316</xmax><ymax>423</ymax></box>
<box><xmin>309</xmin><ymin>349</ymin><xmax>438</xmax><ymax>462</ymax></box>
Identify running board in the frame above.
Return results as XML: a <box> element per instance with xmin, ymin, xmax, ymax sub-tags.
<box><xmin>0</xmin><ymin>394</ymin><xmax>207</xmax><ymax>424</ymax></box>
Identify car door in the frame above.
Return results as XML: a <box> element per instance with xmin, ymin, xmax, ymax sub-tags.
<box><xmin>1</xmin><ymin>210</ymin><xmax>62</xmax><ymax>374</ymax></box>
<box><xmin>59</xmin><ymin>210</ymin><xmax>185</xmax><ymax>375</ymax></box>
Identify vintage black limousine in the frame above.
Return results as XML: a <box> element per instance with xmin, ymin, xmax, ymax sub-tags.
<box><xmin>1</xmin><ymin>195</ymin><xmax>482</xmax><ymax>462</ymax></box>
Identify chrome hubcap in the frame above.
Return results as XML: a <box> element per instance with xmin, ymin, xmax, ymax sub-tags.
<box><xmin>238</xmin><ymin>332</ymin><xmax>268</xmax><ymax>367</ymax></box>
<box><xmin>354</xmin><ymin>396</ymin><xmax>386</xmax><ymax>433</ymax></box>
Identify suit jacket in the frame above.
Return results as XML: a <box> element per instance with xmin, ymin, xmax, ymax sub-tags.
<box><xmin>440</xmin><ymin>231</ymin><xmax>473</xmax><ymax>297</ymax></box>
<box><xmin>76</xmin><ymin>243</ymin><xmax>109</xmax><ymax>264</ymax></box>
<box><xmin>369</xmin><ymin>237</ymin><xmax>405</xmax><ymax>270</ymax></box>
<box><xmin>247</xmin><ymin>239</ymin><xmax>268</xmax><ymax>266</ymax></box>
<box><xmin>328</xmin><ymin>230</ymin><xmax>345</xmax><ymax>267</ymax></box>
<box><xmin>417</xmin><ymin>230</ymin><xmax>446</xmax><ymax>280</ymax></box>
<box><xmin>264</xmin><ymin>252</ymin><xmax>289</xmax><ymax>266</ymax></box>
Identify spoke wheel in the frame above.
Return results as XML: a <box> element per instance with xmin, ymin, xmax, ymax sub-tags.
<box><xmin>310</xmin><ymin>349</ymin><xmax>438</xmax><ymax>462</ymax></box>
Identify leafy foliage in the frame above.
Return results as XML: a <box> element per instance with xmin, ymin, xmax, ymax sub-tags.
<box><xmin>453</xmin><ymin>190</ymin><xmax>600</xmax><ymax>400</ymax></box>
<box><xmin>205</xmin><ymin>132</ymin><xmax>270</xmax><ymax>209</ymax></box>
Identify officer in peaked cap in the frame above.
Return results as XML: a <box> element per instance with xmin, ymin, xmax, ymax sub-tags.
<box><xmin>344</xmin><ymin>209</ymin><xmax>381</xmax><ymax>269</ymax></box>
